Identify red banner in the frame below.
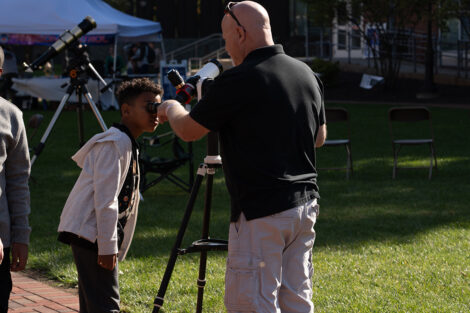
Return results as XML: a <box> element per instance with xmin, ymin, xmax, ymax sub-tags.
<box><xmin>0</xmin><ymin>33</ymin><xmax>115</xmax><ymax>45</ymax></box>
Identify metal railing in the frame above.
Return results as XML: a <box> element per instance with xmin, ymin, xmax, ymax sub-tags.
<box><xmin>306</xmin><ymin>27</ymin><xmax>334</xmax><ymax>59</ymax></box>
<box><xmin>188</xmin><ymin>47</ymin><xmax>229</xmax><ymax>73</ymax></box>
<box><xmin>165</xmin><ymin>33</ymin><xmax>224</xmax><ymax>62</ymax></box>
<box><xmin>305</xmin><ymin>26</ymin><xmax>468</xmax><ymax>78</ymax></box>
<box><xmin>457</xmin><ymin>40</ymin><xmax>470</xmax><ymax>78</ymax></box>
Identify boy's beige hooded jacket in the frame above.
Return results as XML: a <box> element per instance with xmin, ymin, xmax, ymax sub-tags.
<box><xmin>58</xmin><ymin>127</ymin><xmax>139</xmax><ymax>261</ymax></box>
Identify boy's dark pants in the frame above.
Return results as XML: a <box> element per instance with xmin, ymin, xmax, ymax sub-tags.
<box><xmin>0</xmin><ymin>247</ymin><xmax>12</xmax><ymax>313</ymax></box>
<box><xmin>71</xmin><ymin>244</ymin><xmax>120</xmax><ymax>313</ymax></box>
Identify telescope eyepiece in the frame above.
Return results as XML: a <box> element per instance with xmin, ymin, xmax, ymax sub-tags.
<box><xmin>147</xmin><ymin>101</ymin><xmax>161</xmax><ymax>114</ymax></box>
<box><xmin>78</xmin><ymin>16</ymin><xmax>97</xmax><ymax>34</ymax></box>
<box><xmin>167</xmin><ymin>69</ymin><xmax>185</xmax><ymax>89</ymax></box>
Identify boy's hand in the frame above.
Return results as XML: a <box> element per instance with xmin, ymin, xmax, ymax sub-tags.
<box><xmin>98</xmin><ymin>254</ymin><xmax>117</xmax><ymax>271</ymax></box>
<box><xmin>11</xmin><ymin>243</ymin><xmax>28</xmax><ymax>271</ymax></box>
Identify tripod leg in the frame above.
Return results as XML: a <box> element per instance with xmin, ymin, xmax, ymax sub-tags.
<box><xmin>87</xmin><ymin>62</ymin><xmax>109</xmax><ymax>87</ymax></box>
<box><xmin>31</xmin><ymin>92</ymin><xmax>73</xmax><ymax>166</ymax></box>
<box><xmin>189</xmin><ymin>142</ymin><xmax>194</xmax><ymax>188</ymax></box>
<box><xmin>196</xmin><ymin>170</ymin><xmax>215</xmax><ymax>313</ymax></box>
<box><xmin>153</xmin><ymin>165</ymin><xmax>207</xmax><ymax>313</ymax></box>
<box><xmin>77</xmin><ymin>92</ymin><xmax>85</xmax><ymax>147</ymax></box>
<box><xmin>83</xmin><ymin>85</ymin><xmax>108</xmax><ymax>131</ymax></box>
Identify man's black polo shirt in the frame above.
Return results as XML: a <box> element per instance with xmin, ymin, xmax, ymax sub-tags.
<box><xmin>190</xmin><ymin>44</ymin><xmax>325</xmax><ymax>222</ymax></box>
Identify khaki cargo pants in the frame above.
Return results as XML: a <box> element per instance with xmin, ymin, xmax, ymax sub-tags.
<box><xmin>225</xmin><ymin>198</ymin><xmax>319</xmax><ymax>313</ymax></box>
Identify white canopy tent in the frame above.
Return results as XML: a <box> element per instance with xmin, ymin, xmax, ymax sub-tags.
<box><xmin>1</xmin><ymin>0</ymin><xmax>165</xmax><ymax>109</ymax></box>
<box><xmin>0</xmin><ymin>0</ymin><xmax>163</xmax><ymax>43</ymax></box>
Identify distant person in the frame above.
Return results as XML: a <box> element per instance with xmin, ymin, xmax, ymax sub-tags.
<box><xmin>156</xmin><ymin>2</ymin><xmax>326</xmax><ymax>312</ymax></box>
<box><xmin>43</xmin><ymin>62</ymin><xmax>53</xmax><ymax>77</ymax></box>
<box><xmin>131</xmin><ymin>42</ymin><xmax>156</xmax><ymax>74</ymax></box>
<box><xmin>125</xmin><ymin>43</ymin><xmax>139</xmax><ymax>75</ymax></box>
<box><xmin>0</xmin><ymin>46</ymin><xmax>18</xmax><ymax>102</ymax></box>
<box><xmin>148</xmin><ymin>42</ymin><xmax>162</xmax><ymax>74</ymax></box>
<box><xmin>0</xmin><ymin>46</ymin><xmax>31</xmax><ymax>313</ymax></box>
<box><xmin>104</xmin><ymin>46</ymin><xmax>124</xmax><ymax>77</ymax></box>
<box><xmin>57</xmin><ymin>78</ymin><xmax>162</xmax><ymax>312</ymax></box>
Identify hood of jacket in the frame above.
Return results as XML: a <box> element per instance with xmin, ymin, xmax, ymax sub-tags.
<box><xmin>72</xmin><ymin>127</ymin><xmax>130</xmax><ymax>168</ymax></box>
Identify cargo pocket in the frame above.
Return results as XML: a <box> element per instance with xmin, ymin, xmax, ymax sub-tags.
<box><xmin>224</xmin><ymin>252</ymin><xmax>260</xmax><ymax>312</ymax></box>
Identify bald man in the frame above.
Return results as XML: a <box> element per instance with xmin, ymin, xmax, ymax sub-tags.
<box><xmin>157</xmin><ymin>2</ymin><xmax>326</xmax><ymax>312</ymax></box>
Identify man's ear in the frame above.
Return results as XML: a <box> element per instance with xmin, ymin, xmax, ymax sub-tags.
<box><xmin>237</xmin><ymin>26</ymin><xmax>246</xmax><ymax>42</ymax></box>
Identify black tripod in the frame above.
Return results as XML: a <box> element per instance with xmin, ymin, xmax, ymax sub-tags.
<box><xmin>30</xmin><ymin>43</ymin><xmax>109</xmax><ymax>166</ymax></box>
<box><xmin>152</xmin><ymin>131</ymin><xmax>228</xmax><ymax>313</ymax></box>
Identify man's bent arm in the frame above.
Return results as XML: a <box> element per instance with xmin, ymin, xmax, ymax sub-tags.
<box><xmin>158</xmin><ymin>100</ymin><xmax>209</xmax><ymax>142</ymax></box>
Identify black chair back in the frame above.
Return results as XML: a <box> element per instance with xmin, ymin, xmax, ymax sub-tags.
<box><xmin>325</xmin><ymin>107</ymin><xmax>349</xmax><ymax>123</ymax></box>
<box><xmin>389</xmin><ymin>107</ymin><xmax>430</xmax><ymax>122</ymax></box>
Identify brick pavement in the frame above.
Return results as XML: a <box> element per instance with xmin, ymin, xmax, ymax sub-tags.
<box><xmin>8</xmin><ymin>271</ymin><xmax>79</xmax><ymax>312</ymax></box>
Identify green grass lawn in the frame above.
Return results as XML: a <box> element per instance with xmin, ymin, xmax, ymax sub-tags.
<box><xmin>22</xmin><ymin>102</ymin><xmax>470</xmax><ymax>312</ymax></box>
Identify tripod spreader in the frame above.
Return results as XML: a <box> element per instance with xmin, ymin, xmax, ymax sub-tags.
<box><xmin>178</xmin><ymin>238</ymin><xmax>228</xmax><ymax>255</ymax></box>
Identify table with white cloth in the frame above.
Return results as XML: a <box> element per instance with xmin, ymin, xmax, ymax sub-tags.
<box><xmin>12</xmin><ymin>76</ymin><xmax>119</xmax><ymax>110</ymax></box>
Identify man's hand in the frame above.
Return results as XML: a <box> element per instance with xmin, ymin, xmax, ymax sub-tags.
<box><xmin>156</xmin><ymin>99</ymin><xmax>209</xmax><ymax>142</ymax></box>
<box><xmin>0</xmin><ymin>238</ymin><xmax>4</xmax><ymax>265</ymax></box>
<box><xmin>98</xmin><ymin>254</ymin><xmax>117</xmax><ymax>271</ymax></box>
<box><xmin>11</xmin><ymin>242</ymin><xmax>28</xmax><ymax>271</ymax></box>
<box><xmin>156</xmin><ymin>100</ymin><xmax>175</xmax><ymax>124</ymax></box>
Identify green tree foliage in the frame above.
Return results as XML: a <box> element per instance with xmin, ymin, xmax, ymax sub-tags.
<box><xmin>103</xmin><ymin>0</ymin><xmax>133</xmax><ymax>15</ymax></box>
<box><xmin>303</xmin><ymin>0</ymin><xmax>466</xmax><ymax>89</ymax></box>
<box><xmin>446</xmin><ymin>0</ymin><xmax>470</xmax><ymax>38</ymax></box>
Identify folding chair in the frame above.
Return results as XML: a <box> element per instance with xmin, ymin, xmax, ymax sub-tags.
<box><xmin>320</xmin><ymin>107</ymin><xmax>353</xmax><ymax>179</ymax></box>
<box><xmin>139</xmin><ymin>131</ymin><xmax>194</xmax><ymax>193</ymax></box>
<box><xmin>388</xmin><ymin>106</ymin><xmax>437</xmax><ymax>180</ymax></box>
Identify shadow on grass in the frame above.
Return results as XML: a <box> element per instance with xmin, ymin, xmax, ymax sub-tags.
<box><xmin>316</xmin><ymin>167</ymin><xmax>470</xmax><ymax>248</ymax></box>
<box><xmin>129</xmin><ymin>163</ymin><xmax>470</xmax><ymax>258</ymax></box>
<box><xmin>127</xmin><ymin>181</ymin><xmax>230</xmax><ymax>259</ymax></box>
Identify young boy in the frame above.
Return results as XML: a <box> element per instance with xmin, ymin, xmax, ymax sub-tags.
<box><xmin>58</xmin><ymin>78</ymin><xmax>162</xmax><ymax>312</ymax></box>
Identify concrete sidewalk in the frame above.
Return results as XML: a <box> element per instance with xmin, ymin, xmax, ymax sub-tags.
<box><xmin>8</xmin><ymin>271</ymin><xmax>79</xmax><ymax>312</ymax></box>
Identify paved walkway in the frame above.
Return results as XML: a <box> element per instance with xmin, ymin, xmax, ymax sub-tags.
<box><xmin>8</xmin><ymin>271</ymin><xmax>79</xmax><ymax>312</ymax></box>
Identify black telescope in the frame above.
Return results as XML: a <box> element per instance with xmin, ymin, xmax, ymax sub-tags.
<box><xmin>24</xmin><ymin>16</ymin><xmax>96</xmax><ymax>72</ymax></box>
<box><xmin>170</xmin><ymin>59</ymin><xmax>223</xmax><ymax>104</ymax></box>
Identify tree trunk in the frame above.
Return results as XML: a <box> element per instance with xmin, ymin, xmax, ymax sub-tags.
<box><xmin>421</xmin><ymin>1</ymin><xmax>437</xmax><ymax>95</ymax></box>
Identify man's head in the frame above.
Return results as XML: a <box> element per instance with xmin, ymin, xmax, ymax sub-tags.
<box><xmin>222</xmin><ymin>1</ymin><xmax>274</xmax><ymax>66</ymax></box>
<box><xmin>116</xmin><ymin>78</ymin><xmax>163</xmax><ymax>138</ymax></box>
<box><xmin>0</xmin><ymin>46</ymin><xmax>4</xmax><ymax>76</ymax></box>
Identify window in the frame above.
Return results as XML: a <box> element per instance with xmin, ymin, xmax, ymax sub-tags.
<box><xmin>289</xmin><ymin>0</ymin><xmax>308</xmax><ymax>36</ymax></box>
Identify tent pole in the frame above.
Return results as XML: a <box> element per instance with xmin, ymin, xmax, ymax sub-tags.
<box><xmin>160</xmin><ymin>34</ymin><xmax>166</xmax><ymax>85</ymax></box>
<box><xmin>160</xmin><ymin>34</ymin><xmax>166</xmax><ymax>62</ymax></box>
<box><xmin>113</xmin><ymin>36</ymin><xmax>118</xmax><ymax>76</ymax></box>
<box><xmin>111</xmin><ymin>36</ymin><xmax>118</xmax><ymax>110</ymax></box>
